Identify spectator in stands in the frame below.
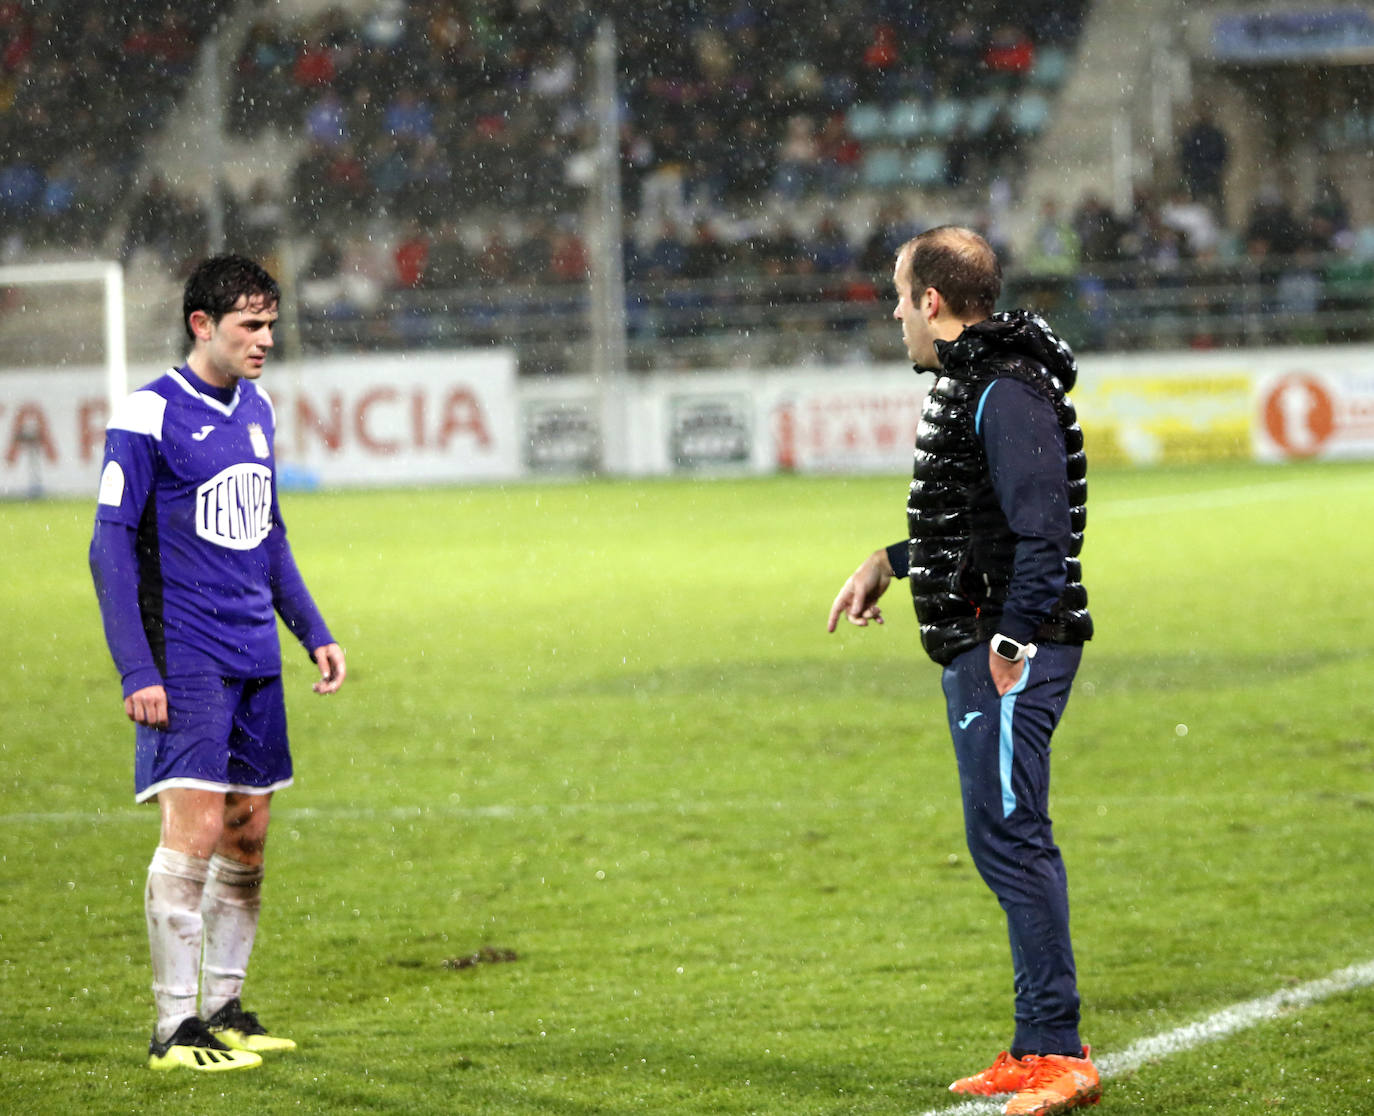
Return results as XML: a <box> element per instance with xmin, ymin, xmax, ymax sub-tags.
<box><xmin>0</xmin><ymin>156</ymin><xmax>43</xmax><ymax>242</ymax></box>
<box><xmin>338</xmin><ymin>234</ymin><xmax>389</xmax><ymax>317</ymax></box>
<box><xmin>383</xmin><ymin>85</ymin><xmax>435</xmax><ymax>142</ymax></box>
<box><xmin>298</xmin><ymin>236</ymin><xmax>348</xmax><ymax>319</ymax></box>
<box><xmin>810</xmin><ymin>213</ymin><xmax>857</xmax><ymax>275</ymax></box>
<box><xmin>722</xmin><ymin>118</ymin><xmax>773</xmax><ymax>203</ymax></box>
<box><xmin>816</xmin><ymin>112</ymin><xmax>861</xmax><ymax>197</ymax></box>
<box><xmin>367</xmin><ymin>135</ymin><xmax>410</xmax><ymax>213</ymax></box>
<box><xmin>681</xmin><ymin>220</ymin><xmax>731</xmax><ymax>281</ymax></box>
<box><xmin>290</xmin><ymin>141</ymin><xmax>333</xmax><ymax>230</ymax></box>
<box><xmin>1025</xmin><ymin>199</ymin><xmax>1080</xmax><ymax>275</ymax></box>
<box><xmin>120</xmin><ymin>174</ymin><xmax>180</xmax><ymax>264</ymax></box>
<box><xmin>291</xmin><ymin>28</ymin><xmax>337</xmax><ymax>113</ymax></box>
<box><xmin>514</xmin><ymin>220</ymin><xmax>553</xmax><ymax>284</ymax></box>
<box><xmin>399</xmin><ymin>135</ymin><xmax>456</xmax><ymax>221</ymax></box>
<box><xmin>421</xmin><ymin>222</ymin><xmax>472</xmax><ymax>290</ymax></box>
<box><xmin>1071</xmin><ymin>192</ymin><xmax>1125</xmax><ymax>266</ymax></box>
<box><xmin>303</xmin><ymin>88</ymin><xmax>348</xmax><ymax>147</ymax></box>
<box><xmin>643</xmin><ymin>222</ymin><xmax>688</xmax><ymax>281</ymax></box>
<box><xmin>230</xmin><ymin>20</ymin><xmax>295</xmax><ymax>135</ymax></box>
<box><xmin>982</xmin><ymin>106</ymin><xmax>1022</xmax><ymax>180</ymax></box>
<box><xmin>983</xmin><ymin>24</ymin><xmax>1035</xmax><ymax>92</ymax></box>
<box><xmin>772</xmin><ymin>114</ymin><xmax>820</xmax><ymax>200</ymax></box>
<box><xmin>550</xmin><ymin>226</ymin><xmax>590</xmax><ymax>284</ymax></box>
<box><xmin>857</xmin><ymin>23</ymin><xmax>901</xmax><ymax>103</ymax></box>
<box><xmin>1160</xmin><ymin>187</ymin><xmax>1220</xmax><ymax>258</ymax></box>
<box><xmin>322</xmin><ymin>142</ymin><xmax>369</xmax><ymax>228</ymax></box>
<box><xmin>940</xmin><ymin>17</ymin><xmax>985</xmax><ymax>96</ymax></box>
<box><xmin>1178</xmin><ymin>105</ymin><xmax>1229</xmax><ymax>212</ymax></box>
<box><xmin>237</xmin><ymin>180</ymin><xmax>286</xmax><ymax>264</ymax></box>
<box><xmin>1244</xmin><ymin>185</ymin><xmax>1304</xmax><ymax>257</ymax></box>
<box><xmin>477</xmin><ymin>229</ymin><xmax>514</xmax><ymax>285</ymax></box>
<box><xmin>858</xmin><ymin>201</ymin><xmax>917</xmax><ymax>276</ymax></box>
<box><xmin>393</xmin><ymin>221</ymin><xmax>430</xmax><ymax>290</ymax></box>
<box><xmin>1309</xmin><ymin>176</ymin><xmax>1351</xmax><ymax>241</ymax></box>
<box><xmin>944</xmin><ymin>122</ymin><xmax>976</xmax><ymax>190</ymax></box>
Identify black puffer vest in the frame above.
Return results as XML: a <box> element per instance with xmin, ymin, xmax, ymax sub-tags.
<box><xmin>906</xmin><ymin>310</ymin><xmax>1091</xmax><ymax>666</ymax></box>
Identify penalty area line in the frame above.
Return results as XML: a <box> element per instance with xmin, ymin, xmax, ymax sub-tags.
<box><xmin>918</xmin><ymin>958</ymin><xmax>1374</xmax><ymax>1116</ymax></box>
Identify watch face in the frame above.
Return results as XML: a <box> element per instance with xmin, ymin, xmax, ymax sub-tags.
<box><xmin>992</xmin><ymin>637</ymin><xmax>1021</xmax><ymax>660</ymax></box>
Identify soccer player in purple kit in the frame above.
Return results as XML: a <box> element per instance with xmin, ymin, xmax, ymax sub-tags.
<box><xmin>90</xmin><ymin>255</ymin><xmax>346</xmax><ymax>1072</ymax></box>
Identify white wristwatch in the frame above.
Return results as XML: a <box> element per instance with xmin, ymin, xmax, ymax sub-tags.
<box><xmin>990</xmin><ymin>634</ymin><xmax>1037</xmax><ymax>662</ymax></box>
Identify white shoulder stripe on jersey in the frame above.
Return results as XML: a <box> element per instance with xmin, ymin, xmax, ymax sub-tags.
<box><xmin>168</xmin><ymin>367</ymin><xmax>240</xmax><ymax>417</ymax></box>
<box><xmin>106</xmin><ymin>389</ymin><xmax>167</xmax><ymax>438</ymax></box>
<box><xmin>254</xmin><ymin>382</ymin><xmax>277</xmax><ymax>424</ymax></box>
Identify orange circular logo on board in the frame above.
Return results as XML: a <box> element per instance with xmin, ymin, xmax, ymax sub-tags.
<box><xmin>1262</xmin><ymin>373</ymin><xmax>1335</xmax><ymax>457</ymax></box>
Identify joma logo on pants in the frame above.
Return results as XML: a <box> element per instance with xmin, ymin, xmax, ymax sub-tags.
<box><xmin>196</xmin><ymin>463</ymin><xmax>273</xmax><ymax>550</ymax></box>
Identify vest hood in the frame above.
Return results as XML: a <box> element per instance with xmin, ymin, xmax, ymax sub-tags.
<box><xmin>935</xmin><ymin>309</ymin><xmax>1079</xmax><ymax>392</ymax></box>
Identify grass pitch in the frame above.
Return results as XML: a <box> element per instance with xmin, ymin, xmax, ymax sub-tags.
<box><xmin>3</xmin><ymin>461</ymin><xmax>1372</xmax><ymax>1114</ymax></box>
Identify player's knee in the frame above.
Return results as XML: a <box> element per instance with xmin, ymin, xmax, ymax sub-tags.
<box><xmin>222</xmin><ymin>796</ymin><xmax>271</xmax><ymax>858</ymax></box>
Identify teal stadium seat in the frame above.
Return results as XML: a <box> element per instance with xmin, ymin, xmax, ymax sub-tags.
<box><xmin>886</xmin><ymin>100</ymin><xmax>926</xmax><ymax>140</ymax></box>
<box><xmin>908</xmin><ymin>147</ymin><xmax>947</xmax><ymax>187</ymax></box>
<box><xmin>861</xmin><ymin>149</ymin><xmax>905</xmax><ymax>188</ymax></box>
<box><xmin>846</xmin><ymin>103</ymin><xmax>886</xmax><ymax>141</ymax></box>
<box><xmin>1031</xmin><ymin>46</ymin><xmax>1070</xmax><ymax>89</ymax></box>
<box><xmin>1011</xmin><ymin>92</ymin><xmax>1050</xmax><ymax>135</ymax></box>
<box><xmin>925</xmin><ymin>98</ymin><xmax>965</xmax><ymax>138</ymax></box>
<box><xmin>966</xmin><ymin>94</ymin><xmax>1005</xmax><ymax>136</ymax></box>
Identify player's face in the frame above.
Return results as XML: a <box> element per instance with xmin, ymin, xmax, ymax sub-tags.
<box><xmin>892</xmin><ymin>251</ymin><xmax>938</xmax><ymax>367</ymax></box>
<box><xmin>194</xmin><ymin>295</ymin><xmax>278</xmax><ymax>387</ymax></box>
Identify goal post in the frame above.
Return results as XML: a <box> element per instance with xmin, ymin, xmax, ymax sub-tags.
<box><xmin>0</xmin><ymin>260</ymin><xmax>127</xmax><ymax>411</ymax></box>
<box><xmin>0</xmin><ymin>260</ymin><xmax>129</xmax><ymax>498</ymax></box>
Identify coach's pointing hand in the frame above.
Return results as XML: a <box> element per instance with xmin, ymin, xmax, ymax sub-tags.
<box><xmin>827</xmin><ymin>549</ymin><xmax>894</xmax><ymax>632</ymax></box>
<box><xmin>312</xmin><ymin>643</ymin><xmax>346</xmax><ymax>695</ymax></box>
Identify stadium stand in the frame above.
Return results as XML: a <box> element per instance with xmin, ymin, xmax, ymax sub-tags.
<box><xmin>1</xmin><ymin>1</ymin><xmax>1372</xmax><ymax>371</ymax></box>
<box><xmin>0</xmin><ymin>1</ymin><xmax>232</xmax><ymax>255</ymax></box>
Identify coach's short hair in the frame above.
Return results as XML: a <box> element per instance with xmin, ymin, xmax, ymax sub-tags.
<box><xmin>898</xmin><ymin>226</ymin><xmax>1002</xmax><ymax>319</ymax></box>
<box><xmin>183</xmin><ymin>255</ymin><xmax>280</xmax><ymax>341</ymax></box>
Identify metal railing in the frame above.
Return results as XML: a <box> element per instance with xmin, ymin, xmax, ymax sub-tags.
<box><xmin>296</xmin><ymin>253</ymin><xmax>1374</xmax><ymax>373</ymax></box>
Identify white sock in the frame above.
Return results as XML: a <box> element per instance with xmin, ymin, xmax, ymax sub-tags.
<box><xmin>146</xmin><ymin>846</ymin><xmax>209</xmax><ymax>1043</ymax></box>
<box><xmin>200</xmin><ymin>853</ymin><xmax>264</xmax><ymax>1020</ymax></box>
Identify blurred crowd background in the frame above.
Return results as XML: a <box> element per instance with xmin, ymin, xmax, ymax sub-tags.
<box><xmin>2</xmin><ymin>0</ymin><xmax>1372</xmax><ymax>370</ymax></box>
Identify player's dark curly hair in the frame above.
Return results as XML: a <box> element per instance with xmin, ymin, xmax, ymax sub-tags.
<box><xmin>182</xmin><ymin>255</ymin><xmax>280</xmax><ymax>341</ymax></box>
<box><xmin>897</xmin><ymin>226</ymin><xmax>1002</xmax><ymax>319</ymax></box>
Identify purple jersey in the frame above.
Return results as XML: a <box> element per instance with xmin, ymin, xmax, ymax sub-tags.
<box><xmin>91</xmin><ymin>366</ymin><xmax>331</xmax><ymax>690</ymax></box>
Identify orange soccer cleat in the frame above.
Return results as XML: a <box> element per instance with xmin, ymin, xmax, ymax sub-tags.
<box><xmin>1002</xmin><ymin>1049</ymin><xmax>1101</xmax><ymax>1115</ymax></box>
<box><xmin>949</xmin><ymin>1050</ymin><xmax>1033</xmax><ymax>1095</ymax></box>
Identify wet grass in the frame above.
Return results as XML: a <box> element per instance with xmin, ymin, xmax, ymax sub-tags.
<box><xmin>2</xmin><ymin>460</ymin><xmax>1373</xmax><ymax>1114</ymax></box>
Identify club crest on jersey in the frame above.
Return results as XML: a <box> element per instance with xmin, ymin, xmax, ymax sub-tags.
<box><xmin>196</xmin><ymin>462</ymin><xmax>274</xmax><ymax>550</ymax></box>
<box><xmin>247</xmin><ymin>422</ymin><xmax>270</xmax><ymax>459</ymax></box>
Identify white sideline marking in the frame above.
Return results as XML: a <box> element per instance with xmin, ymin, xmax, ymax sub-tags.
<box><xmin>0</xmin><ymin>788</ymin><xmax>1301</xmax><ymax>827</ymax></box>
<box><xmin>0</xmin><ymin>797</ymin><xmax>826</xmax><ymax>827</ymax></box>
<box><xmin>918</xmin><ymin>958</ymin><xmax>1374</xmax><ymax>1116</ymax></box>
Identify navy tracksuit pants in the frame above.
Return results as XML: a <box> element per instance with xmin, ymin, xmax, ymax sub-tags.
<box><xmin>941</xmin><ymin>640</ymin><xmax>1083</xmax><ymax>1057</ymax></box>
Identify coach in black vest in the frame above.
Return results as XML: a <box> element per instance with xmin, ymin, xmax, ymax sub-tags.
<box><xmin>827</xmin><ymin>227</ymin><xmax>1100</xmax><ymax>1114</ymax></box>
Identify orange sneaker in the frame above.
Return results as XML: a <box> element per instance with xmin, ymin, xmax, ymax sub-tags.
<box><xmin>949</xmin><ymin>1050</ymin><xmax>1032</xmax><ymax>1095</ymax></box>
<box><xmin>1003</xmin><ymin>1050</ymin><xmax>1101</xmax><ymax>1115</ymax></box>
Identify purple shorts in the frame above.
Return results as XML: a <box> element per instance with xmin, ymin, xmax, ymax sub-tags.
<box><xmin>134</xmin><ymin>671</ymin><xmax>293</xmax><ymax>803</ymax></box>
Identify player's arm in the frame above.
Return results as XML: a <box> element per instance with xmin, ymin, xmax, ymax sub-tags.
<box><xmin>267</xmin><ymin>504</ymin><xmax>345</xmax><ymax>695</ymax></box>
<box><xmin>90</xmin><ymin>417</ymin><xmax>168</xmax><ymax>728</ymax></box>
<box><xmin>827</xmin><ymin>542</ymin><xmax>906</xmax><ymax>632</ymax></box>
<box><xmin>978</xmin><ymin>379</ymin><xmax>1072</xmax><ymax>692</ymax></box>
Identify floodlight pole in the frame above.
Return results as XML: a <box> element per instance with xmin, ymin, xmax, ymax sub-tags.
<box><xmin>204</xmin><ymin>31</ymin><xmax>226</xmax><ymax>254</ymax></box>
<box><xmin>588</xmin><ymin>19</ymin><xmax>630</xmax><ymax>474</ymax></box>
